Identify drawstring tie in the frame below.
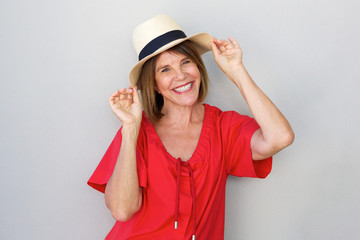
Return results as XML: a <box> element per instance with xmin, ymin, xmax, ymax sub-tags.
<box><xmin>175</xmin><ymin>158</ymin><xmax>197</xmax><ymax>240</ymax></box>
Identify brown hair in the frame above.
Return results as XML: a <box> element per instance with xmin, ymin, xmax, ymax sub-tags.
<box><xmin>137</xmin><ymin>40</ymin><xmax>209</xmax><ymax>123</ymax></box>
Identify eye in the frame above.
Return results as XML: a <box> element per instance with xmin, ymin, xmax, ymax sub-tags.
<box><xmin>161</xmin><ymin>67</ymin><xmax>170</xmax><ymax>73</ymax></box>
<box><xmin>182</xmin><ymin>59</ymin><xmax>191</xmax><ymax>65</ymax></box>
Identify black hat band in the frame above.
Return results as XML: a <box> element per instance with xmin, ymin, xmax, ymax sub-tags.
<box><xmin>138</xmin><ymin>30</ymin><xmax>187</xmax><ymax>61</ymax></box>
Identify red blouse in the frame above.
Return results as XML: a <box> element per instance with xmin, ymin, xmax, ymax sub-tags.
<box><xmin>88</xmin><ymin>104</ymin><xmax>272</xmax><ymax>240</ymax></box>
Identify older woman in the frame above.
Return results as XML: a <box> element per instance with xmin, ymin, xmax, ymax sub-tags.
<box><xmin>88</xmin><ymin>15</ymin><xmax>294</xmax><ymax>240</ymax></box>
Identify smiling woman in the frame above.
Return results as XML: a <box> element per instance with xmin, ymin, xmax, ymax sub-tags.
<box><xmin>155</xmin><ymin>51</ymin><xmax>200</xmax><ymax>105</ymax></box>
<box><xmin>138</xmin><ymin>40</ymin><xmax>209</xmax><ymax>122</ymax></box>
<box><xmin>87</xmin><ymin>14</ymin><xmax>294</xmax><ymax>240</ymax></box>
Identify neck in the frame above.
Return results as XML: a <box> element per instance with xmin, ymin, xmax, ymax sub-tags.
<box><xmin>159</xmin><ymin>103</ymin><xmax>204</xmax><ymax>129</ymax></box>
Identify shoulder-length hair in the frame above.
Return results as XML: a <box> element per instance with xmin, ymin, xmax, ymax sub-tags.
<box><xmin>137</xmin><ymin>40</ymin><xmax>209</xmax><ymax>123</ymax></box>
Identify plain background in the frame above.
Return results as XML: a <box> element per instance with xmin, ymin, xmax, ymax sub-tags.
<box><xmin>1</xmin><ymin>0</ymin><xmax>359</xmax><ymax>239</ymax></box>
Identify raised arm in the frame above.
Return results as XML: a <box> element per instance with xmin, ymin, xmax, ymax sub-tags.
<box><xmin>210</xmin><ymin>36</ymin><xmax>294</xmax><ymax>160</ymax></box>
<box><xmin>105</xmin><ymin>86</ymin><xmax>143</xmax><ymax>221</ymax></box>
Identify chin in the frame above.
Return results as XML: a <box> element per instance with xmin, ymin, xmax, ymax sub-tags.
<box><xmin>178</xmin><ymin>97</ymin><xmax>199</xmax><ymax>107</ymax></box>
<box><xmin>164</xmin><ymin>95</ymin><xmax>199</xmax><ymax>108</ymax></box>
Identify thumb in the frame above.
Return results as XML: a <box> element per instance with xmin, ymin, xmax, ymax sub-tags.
<box><xmin>132</xmin><ymin>86</ymin><xmax>141</xmax><ymax>104</ymax></box>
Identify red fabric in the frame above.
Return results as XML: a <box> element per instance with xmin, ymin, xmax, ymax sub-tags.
<box><xmin>88</xmin><ymin>104</ymin><xmax>272</xmax><ymax>240</ymax></box>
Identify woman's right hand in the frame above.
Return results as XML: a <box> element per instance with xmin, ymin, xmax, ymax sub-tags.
<box><xmin>108</xmin><ymin>86</ymin><xmax>142</xmax><ymax>130</ymax></box>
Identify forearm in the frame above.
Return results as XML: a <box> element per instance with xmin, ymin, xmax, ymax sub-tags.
<box><xmin>227</xmin><ymin>64</ymin><xmax>294</xmax><ymax>152</ymax></box>
<box><xmin>210</xmin><ymin>36</ymin><xmax>294</xmax><ymax>158</ymax></box>
<box><xmin>105</xmin><ymin>126</ymin><xmax>142</xmax><ymax>221</ymax></box>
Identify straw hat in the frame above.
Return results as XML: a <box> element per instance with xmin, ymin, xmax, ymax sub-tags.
<box><xmin>129</xmin><ymin>14</ymin><xmax>212</xmax><ymax>87</ymax></box>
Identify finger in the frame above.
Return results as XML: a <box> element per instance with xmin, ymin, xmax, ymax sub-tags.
<box><xmin>219</xmin><ymin>44</ymin><xmax>226</xmax><ymax>52</ymax></box>
<box><xmin>109</xmin><ymin>90</ymin><xmax>120</xmax><ymax>104</ymax></box>
<box><xmin>119</xmin><ymin>89</ymin><xmax>126</xmax><ymax>100</ymax></box>
<box><xmin>132</xmin><ymin>86</ymin><xmax>141</xmax><ymax>104</ymax></box>
<box><xmin>220</xmin><ymin>39</ymin><xmax>233</xmax><ymax>50</ymax></box>
<box><xmin>126</xmin><ymin>92</ymin><xmax>133</xmax><ymax>100</ymax></box>
<box><xmin>228</xmin><ymin>36</ymin><xmax>240</xmax><ymax>48</ymax></box>
<box><xmin>124</xmin><ymin>87</ymin><xmax>133</xmax><ymax>100</ymax></box>
<box><xmin>209</xmin><ymin>38</ymin><xmax>221</xmax><ymax>56</ymax></box>
<box><xmin>109</xmin><ymin>90</ymin><xmax>119</xmax><ymax>98</ymax></box>
<box><xmin>213</xmin><ymin>38</ymin><xmax>226</xmax><ymax>50</ymax></box>
<box><xmin>125</xmin><ymin>87</ymin><xmax>133</xmax><ymax>95</ymax></box>
<box><xmin>115</xmin><ymin>90</ymin><xmax>121</xmax><ymax>102</ymax></box>
<box><xmin>213</xmin><ymin>37</ymin><xmax>223</xmax><ymax>45</ymax></box>
<box><xmin>108</xmin><ymin>96</ymin><xmax>115</xmax><ymax>105</ymax></box>
<box><xmin>214</xmin><ymin>38</ymin><xmax>231</xmax><ymax>52</ymax></box>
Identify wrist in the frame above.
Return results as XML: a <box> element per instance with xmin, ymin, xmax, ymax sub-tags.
<box><xmin>121</xmin><ymin>125</ymin><xmax>140</xmax><ymax>141</ymax></box>
<box><xmin>224</xmin><ymin>64</ymin><xmax>247</xmax><ymax>83</ymax></box>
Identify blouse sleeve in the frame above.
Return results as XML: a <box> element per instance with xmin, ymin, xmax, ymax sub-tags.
<box><xmin>221</xmin><ymin>111</ymin><xmax>272</xmax><ymax>178</ymax></box>
<box><xmin>87</xmin><ymin>127</ymin><xmax>147</xmax><ymax>193</ymax></box>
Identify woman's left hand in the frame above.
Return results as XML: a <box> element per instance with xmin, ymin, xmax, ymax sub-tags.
<box><xmin>210</xmin><ymin>36</ymin><xmax>243</xmax><ymax>75</ymax></box>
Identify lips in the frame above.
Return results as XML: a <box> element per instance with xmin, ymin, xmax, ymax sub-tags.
<box><xmin>173</xmin><ymin>82</ymin><xmax>193</xmax><ymax>93</ymax></box>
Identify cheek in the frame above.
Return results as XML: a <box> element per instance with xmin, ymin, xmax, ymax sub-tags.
<box><xmin>155</xmin><ymin>76</ymin><xmax>170</xmax><ymax>92</ymax></box>
<box><xmin>189</xmin><ymin>66</ymin><xmax>201</xmax><ymax>79</ymax></box>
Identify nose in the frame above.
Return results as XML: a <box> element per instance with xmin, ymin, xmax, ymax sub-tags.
<box><xmin>173</xmin><ymin>67</ymin><xmax>186</xmax><ymax>81</ymax></box>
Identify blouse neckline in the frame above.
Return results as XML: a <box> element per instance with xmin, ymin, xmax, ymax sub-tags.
<box><xmin>143</xmin><ymin>104</ymin><xmax>210</xmax><ymax>164</ymax></box>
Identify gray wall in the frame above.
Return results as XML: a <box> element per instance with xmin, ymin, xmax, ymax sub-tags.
<box><xmin>1</xmin><ymin>0</ymin><xmax>359</xmax><ymax>239</ymax></box>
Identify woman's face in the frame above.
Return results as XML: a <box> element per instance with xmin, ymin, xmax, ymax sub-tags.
<box><xmin>154</xmin><ymin>50</ymin><xmax>201</xmax><ymax>109</ymax></box>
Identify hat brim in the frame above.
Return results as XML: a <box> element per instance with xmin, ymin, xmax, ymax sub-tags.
<box><xmin>129</xmin><ymin>32</ymin><xmax>213</xmax><ymax>87</ymax></box>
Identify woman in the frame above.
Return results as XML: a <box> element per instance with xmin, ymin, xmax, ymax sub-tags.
<box><xmin>88</xmin><ymin>14</ymin><xmax>294</xmax><ymax>240</ymax></box>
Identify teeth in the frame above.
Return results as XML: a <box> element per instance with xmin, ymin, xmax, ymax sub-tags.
<box><xmin>174</xmin><ymin>83</ymin><xmax>192</xmax><ymax>92</ymax></box>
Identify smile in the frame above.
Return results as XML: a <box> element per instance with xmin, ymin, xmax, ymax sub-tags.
<box><xmin>173</xmin><ymin>82</ymin><xmax>193</xmax><ymax>93</ymax></box>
